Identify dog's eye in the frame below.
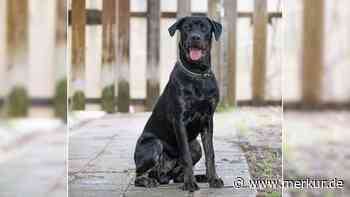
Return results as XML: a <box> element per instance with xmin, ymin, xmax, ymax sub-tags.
<box><xmin>200</xmin><ymin>24</ymin><xmax>207</xmax><ymax>32</ymax></box>
<box><xmin>183</xmin><ymin>24</ymin><xmax>191</xmax><ymax>31</ymax></box>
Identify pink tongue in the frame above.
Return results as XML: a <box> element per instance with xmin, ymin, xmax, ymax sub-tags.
<box><xmin>189</xmin><ymin>49</ymin><xmax>202</xmax><ymax>61</ymax></box>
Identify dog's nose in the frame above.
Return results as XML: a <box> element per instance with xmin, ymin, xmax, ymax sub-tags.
<box><xmin>191</xmin><ymin>34</ymin><xmax>201</xmax><ymax>41</ymax></box>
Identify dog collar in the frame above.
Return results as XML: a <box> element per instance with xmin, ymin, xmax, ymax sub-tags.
<box><xmin>177</xmin><ymin>59</ymin><xmax>212</xmax><ymax>79</ymax></box>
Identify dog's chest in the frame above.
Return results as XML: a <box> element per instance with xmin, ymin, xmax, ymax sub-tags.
<box><xmin>182</xmin><ymin>79</ymin><xmax>218</xmax><ymax>116</ymax></box>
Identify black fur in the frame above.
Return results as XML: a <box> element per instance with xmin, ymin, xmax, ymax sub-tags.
<box><xmin>134</xmin><ymin>16</ymin><xmax>224</xmax><ymax>191</ymax></box>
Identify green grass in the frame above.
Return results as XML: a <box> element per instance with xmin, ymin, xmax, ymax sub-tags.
<box><xmin>324</xmin><ymin>192</ymin><xmax>336</xmax><ymax>197</ymax></box>
<box><xmin>261</xmin><ymin>156</ymin><xmax>274</xmax><ymax>177</ymax></box>
<box><xmin>215</xmin><ymin>102</ymin><xmax>236</xmax><ymax>113</ymax></box>
<box><xmin>267</xmin><ymin>191</ymin><xmax>281</xmax><ymax>197</ymax></box>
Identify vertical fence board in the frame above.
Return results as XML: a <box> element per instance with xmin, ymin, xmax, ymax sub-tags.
<box><xmin>252</xmin><ymin>0</ymin><xmax>268</xmax><ymax>103</ymax></box>
<box><xmin>101</xmin><ymin>0</ymin><xmax>116</xmax><ymax>113</ymax></box>
<box><xmin>6</xmin><ymin>0</ymin><xmax>29</xmax><ymax>117</ymax></box>
<box><xmin>54</xmin><ymin>0</ymin><xmax>67</xmax><ymax>120</ymax></box>
<box><xmin>0</xmin><ymin>1</ymin><xmax>5</xmax><ymax>85</ymax></box>
<box><xmin>219</xmin><ymin>2</ymin><xmax>227</xmax><ymax>104</ymax></box>
<box><xmin>0</xmin><ymin>1</ymin><xmax>4</xmax><ymax>115</ymax></box>
<box><xmin>302</xmin><ymin>0</ymin><xmax>324</xmax><ymax>105</ymax></box>
<box><xmin>223</xmin><ymin>0</ymin><xmax>237</xmax><ymax>106</ymax></box>
<box><xmin>177</xmin><ymin>0</ymin><xmax>191</xmax><ymax>58</ymax></box>
<box><xmin>146</xmin><ymin>0</ymin><xmax>160</xmax><ymax>111</ymax></box>
<box><xmin>71</xmin><ymin>0</ymin><xmax>86</xmax><ymax>110</ymax></box>
<box><xmin>208</xmin><ymin>0</ymin><xmax>221</xmax><ymax>90</ymax></box>
<box><xmin>177</xmin><ymin>0</ymin><xmax>191</xmax><ymax>18</ymax></box>
<box><xmin>116</xmin><ymin>0</ymin><xmax>130</xmax><ymax>113</ymax></box>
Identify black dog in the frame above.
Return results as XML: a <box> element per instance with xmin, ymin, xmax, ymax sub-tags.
<box><xmin>134</xmin><ymin>16</ymin><xmax>224</xmax><ymax>191</ymax></box>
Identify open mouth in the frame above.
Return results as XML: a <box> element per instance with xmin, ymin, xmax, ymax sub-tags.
<box><xmin>189</xmin><ymin>48</ymin><xmax>203</xmax><ymax>61</ymax></box>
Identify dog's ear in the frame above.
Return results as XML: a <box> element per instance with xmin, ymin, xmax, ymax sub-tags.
<box><xmin>209</xmin><ymin>19</ymin><xmax>222</xmax><ymax>41</ymax></box>
<box><xmin>168</xmin><ymin>17</ymin><xmax>186</xmax><ymax>37</ymax></box>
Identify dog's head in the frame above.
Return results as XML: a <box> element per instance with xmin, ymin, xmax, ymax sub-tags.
<box><xmin>169</xmin><ymin>16</ymin><xmax>222</xmax><ymax>66</ymax></box>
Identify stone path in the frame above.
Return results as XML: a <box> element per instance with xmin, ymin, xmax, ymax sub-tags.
<box><xmin>283</xmin><ymin>111</ymin><xmax>350</xmax><ymax>196</ymax></box>
<box><xmin>68</xmin><ymin>112</ymin><xmax>258</xmax><ymax>197</ymax></box>
<box><xmin>0</xmin><ymin>121</ymin><xmax>67</xmax><ymax>197</ymax></box>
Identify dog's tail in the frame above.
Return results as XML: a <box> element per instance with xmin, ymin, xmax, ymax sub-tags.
<box><xmin>195</xmin><ymin>174</ymin><xmax>208</xmax><ymax>183</ymax></box>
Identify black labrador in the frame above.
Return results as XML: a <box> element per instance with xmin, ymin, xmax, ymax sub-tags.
<box><xmin>134</xmin><ymin>16</ymin><xmax>224</xmax><ymax>191</ymax></box>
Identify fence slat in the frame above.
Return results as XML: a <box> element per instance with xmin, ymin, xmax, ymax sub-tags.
<box><xmin>54</xmin><ymin>0</ymin><xmax>67</xmax><ymax>120</ymax></box>
<box><xmin>146</xmin><ymin>0</ymin><xmax>161</xmax><ymax>111</ymax></box>
<box><xmin>223</xmin><ymin>0</ymin><xmax>237</xmax><ymax>106</ymax></box>
<box><xmin>116</xmin><ymin>0</ymin><xmax>130</xmax><ymax>113</ymax></box>
<box><xmin>101</xmin><ymin>0</ymin><xmax>116</xmax><ymax>113</ymax></box>
<box><xmin>208</xmin><ymin>0</ymin><xmax>221</xmax><ymax>93</ymax></box>
<box><xmin>302</xmin><ymin>0</ymin><xmax>324</xmax><ymax>105</ymax></box>
<box><xmin>5</xmin><ymin>0</ymin><xmax>29</xmax><ymax>117</ymax></box>
<box><xmin>177</xmin><ymin>0</ymin><xmax>191</xmax><ymax>59</ymax></box>
<box><xmin>71</xmin><ymin>0</ymin><xmax>86</xmax><ymax>110</ymax></box>
<box><xmin>252</xmin><ymin>0</ymin><xmax>268</xmax><ymax>103</ymax></box>
<box><xmin>177</xmin><ymin>0</ymin><xmax>191</xmax><ymax>18</ymax></box>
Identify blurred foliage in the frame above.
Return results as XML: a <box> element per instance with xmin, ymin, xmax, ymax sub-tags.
<box><xmin>7</xmin><ymin>86</ymin><xmax>29</xmax><ymax>117</ymax></box>
<box><xmin>101</xmin><ymin>84</ymin><xmax>115</xmax><ymax>113</ymax></box>
<box><xmin>72</xmin><ymin>91</ymin><xmax>85</xmax><ymax>110</ymax></box>
<box><xmin>54</xmin><ymin>78</ymin><xmax>67</xmax><ymax>121</ymax></box>
<box><xmin>215</xmin><ymin>102</ymin><xmax>236</xmax><ymax>113</ymax></box>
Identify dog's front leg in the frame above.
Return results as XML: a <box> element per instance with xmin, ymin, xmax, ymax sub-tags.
<box><xmin>174</xmin><ymin>118</ymin><xmax>199</xmax><ymax>191</ymax></box>
<box><xmin>201</xmin><ymin>116</ymin><xmax>224</xmax><ymax>188</ymax></box>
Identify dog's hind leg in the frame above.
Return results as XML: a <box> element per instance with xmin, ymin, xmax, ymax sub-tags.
<box><xmin>149</xmin><ymin>152</ymin><xmax>177</xmax><ymax>184</ymax></box>
<box><xmin>134</xmin><ymin>136</ymin><xmax>163</xmax><ymax>187</ymax></box>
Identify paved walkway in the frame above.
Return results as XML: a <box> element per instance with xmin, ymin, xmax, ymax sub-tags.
<box><xmin>68</xmin><ymin>112</ymin><xmax>257</xmax><ymax>197</ymax></box>
<box><xmin>284</xmin><ymin>111</ymin><xmax>350</xmax><ymax>196</ymax></box>
<box><xmin>0</xmin><ymin>121</ymin><xmax>67</xmax><ymax>197</ymax></box>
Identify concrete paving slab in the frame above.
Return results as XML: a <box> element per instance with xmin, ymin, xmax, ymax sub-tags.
<box><xmin>126</xmin><ymin>181</ymin><xmax>255</xmax><ymax>197</ymax></box>
<box><xmin>0</xmin><ymin>126</ymin><xmax>67</xmax><ymax>197</ymax></box>
<box><xmin>69</xmin><ymin>172</ymin><xmax>133</xmax><ymax>197</ymax></box>
<box><xmin>69</xmin><ymin>112</ymin><xmax>257</xmax><ymax>197</ymax></box>
<box><xmin>284</xmin><ymin>111</ymin><xmax>350</xmax><ymax>196</ymax></box>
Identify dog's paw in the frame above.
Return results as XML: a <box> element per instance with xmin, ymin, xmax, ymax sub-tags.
<box><xmin>159</xmin><ymin>175</ymin><xmax>171</xmax><ymax>185</ymax></box>
<box><xmin>173</xmin><ymin>174</ymin><xmax>184</xmax><ymax>183</ymax></box>
<box><xmin>209</xmin><ymin>177</ymin><xmax>224</xmax><ymax>188</ymax></box>
<box><xmin>195</xmin><ymin>174</ymin><xmax>208</xmax><ymax>183</ymax></box>
<box><xmin>135</xmin><ymin>176</ymin><xmax>160</xmax><ymax>188</ymax></box>
<box><xmin>180</xmin><ymin>181</ymin><xmax>200</xmax><ymax>192</ymax></box>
